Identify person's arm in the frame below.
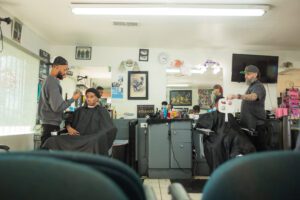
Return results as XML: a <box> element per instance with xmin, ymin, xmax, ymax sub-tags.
<box><xmin>66</xmin><ymin>125</ymin><xmax>80</xmax><ymax>136</ymax></box>
<box><xmin>47</xmin><ymin>80</ymin><xmax>80</xmax><ymax>112</ymax></box>
<box><xmin>227</xmin><ymin>93</ymin><xmax>258</xmax><ymax>101</ymax></box>
<box><xmin>227</xmin><ymin>84</ymin><xmax>265</xmax><ymax>101</ymax></box>
<box><xmin>65</xmin><ymin>110</ymin><xmax>79</xmax><ymax>136</ymax></box>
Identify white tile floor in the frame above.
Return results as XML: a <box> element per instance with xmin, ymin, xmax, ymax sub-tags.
<box><xmin>143</xmin><ymin>177</ymin><xmax>207</xmax><ymax>200</ymax></box>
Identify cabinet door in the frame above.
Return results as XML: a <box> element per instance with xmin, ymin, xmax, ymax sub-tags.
<box><xmin>171</xmin><ymin>130</ymin><xmax>192</xmax><ymax>168</ymax></box>
<box><xmin>148</xmin><ymin>123</ymin><xmax>170</xmax><ymax>168</ymax></box>
<box><xmin>170</xmin><ymin>141</ymin><xmax>192</xmax><ymax>169</ymax></box>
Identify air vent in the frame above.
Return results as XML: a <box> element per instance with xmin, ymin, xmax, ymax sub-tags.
<box><xmin>112</xmin><ymin>20</ymin><xmax>139</xmax><ymax>27</ymax></box>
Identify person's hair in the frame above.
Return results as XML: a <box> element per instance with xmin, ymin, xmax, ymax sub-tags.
<box><xmin>213</xmin><ymin>84</ymin><xmax>223</xmax><ymax>95</ymax></box>
<box><xmin>161</xmin><ymin>101</ymin><xmax>168</xmax><ymax>106</ymax></box>
<box><xmin>168</xmin><ymin>103</ymin><xmax>173</xmax><ymax>110</ymax></box>
<box><xmin>96</xmin><ymin>86</ymin><xmax>104</xmax><ymax>90</ymax></box>
<box><xmin>193</xmin><ymin>105</ymin><xmax>200</xmax><ymax>113</ymax></box>
<box><xmin>85</xmin><ymin>88</ymin><xmax>100</xmax><ymax>98</ymax></box>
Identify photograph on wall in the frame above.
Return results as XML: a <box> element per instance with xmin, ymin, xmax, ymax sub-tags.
<box><xmin>128</xmin><ymin>71</ymin><xmax>148</xmax><ymax>100</ymax></box>
<box><xmin>170</xmin><ymin>90</ymin><xmax>192</xmax><ymax>106</ymax></box>
<box><xmin>75</xmin><ymin>46</ymin><xmax>92</xmax><ymax>60</ymax></box>
<box><xmin>139</xmin><ymin>49</ymin><xmax>149</xmax><ymax>62</ymax></box>
<box><xmin>198</xmin><ymin>89</ymin><xmax>213</xmax><ymax>109</ymax></box>
<box><xmin>12</xmin><ymin>19</ymin><xmax>22</xmax><ymax>43</ymax></box>
<box><xmin>112</xmin><ymin>75</ymin><xmax>124</xmax><ymax>99</ymax></box>
<box><xmin>39</xmin><ymin>49</ymin><xmax>50</xmax><ymax>80</ymax></box>
<box><xmin>137</xmin><ymin>105</ymin><xmax>155</xmax><ymax>118</ymax></box>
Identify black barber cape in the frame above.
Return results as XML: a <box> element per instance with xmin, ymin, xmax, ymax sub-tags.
<box><xmin>42</xmin><ymin>105</ymin><xmax>117</xmax><ymax>155</ymax></box>
<box><xmin>196</xmin><ymin>111</ymin><xmax>255</xmax><ymax>172</ymax></box>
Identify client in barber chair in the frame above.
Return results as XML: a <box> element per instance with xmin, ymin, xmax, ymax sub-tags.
<box><xmin>195</xmin><ymin>96</ymin><xmax>255</xmax><ymax>172</ymax></box>
<box><xmin>42</xmin><ymin>88</ymin><xmax>117</xmax><ymax>155</ymax></box>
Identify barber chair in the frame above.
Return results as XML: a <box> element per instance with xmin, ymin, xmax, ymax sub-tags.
<box><xmin>202</xmin><ymin>151</ymin><xmax>300</xmax><ymax>200</ymax></box>
<box><xmin>0</xmin><ymin>153</ymin><xmax>127</xmax><ymax>200</ymax></box>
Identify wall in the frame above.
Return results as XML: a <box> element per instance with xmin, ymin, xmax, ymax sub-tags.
<box><xmin>51</xmin><ymin>46</ymin><xmax>300</xmax><ymax>116</ymax></box>
<box><xmin>0</xmin><ymin>7</ymin><xmax>51</xmax><ymax>56</ymax></box>
<box><xmin>0</xmin><ymin>7</ymin><xmax>51</xmax><ymax>151</ymax></box>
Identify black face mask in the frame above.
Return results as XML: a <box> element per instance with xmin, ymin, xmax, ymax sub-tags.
<box><xmin>56</xmin><ymin>72</ymin><xmax>64</xmax><ymax>80</ymax></box>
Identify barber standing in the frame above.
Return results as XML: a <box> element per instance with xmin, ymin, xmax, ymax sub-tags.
<box><xmin>38</xmin><ymin>56</ymin><xmax>81</xmax><ymax>146</ymax></box>
<box><xmin>227</xmin><ymin>65</ymin><xmax>267</xmax><ymax>151</ymax></box>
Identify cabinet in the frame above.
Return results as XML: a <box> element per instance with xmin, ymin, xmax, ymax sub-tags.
<box><xmin>147</xmin><ymin>120</ymin><xmax>192</xmax><ymax>178</ymax></box>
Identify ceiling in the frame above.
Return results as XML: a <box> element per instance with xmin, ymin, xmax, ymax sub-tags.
<box><xmin>1</xmin><ymin>0</ymin><xmax>300</xmax><ymax>49</ymax></box>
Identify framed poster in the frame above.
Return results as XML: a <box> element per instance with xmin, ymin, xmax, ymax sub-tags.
<box><xmin>137</xmin><ymin>105</ymin><xmax>155</xmax><ymax>118</ymax></box>
<box><xmin>39</xmin><ymin>49</ymin><xmax>50</xmax><ymax>80</ymax></box>
<box><xmin>198</xmin><ymin>89</ymin><xmax>213</xmax><ymax>109</ymax></box>
<box><xmin>170</xmin><ymin>90</ymin><xmax>192</xmax><ymax>106</ymax></box>
<box><xmin>12</xmin><ymin>19</ymin><xmax>22</xmax><ymax>43</ymax></box>
<box><xmin>128</xmin><ymin>71</ymin><xmax>148</xmax><ymax>100</ymax></box>
<box><xmin>75</xmin><ymin>46</ymin><xmax>92</xmax><ymax>60</ymax></box>
<box><xmin>139</xmin><ymin>49</ymin><xmax>149</xmax><ymax>62</ymax></box>
<box><xmin>112</xmin><ymin>75</ymin><xmax>124</xmax><ymax>99</ymax></box>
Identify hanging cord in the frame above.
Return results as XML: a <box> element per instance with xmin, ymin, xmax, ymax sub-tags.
<box><xmin>266</xmin><ymin>83</ymin><xmax>273</xmax><ymax>109</ymax></box>
<box><xmin>0</xmin><ymin>22</ymin><xmax>3</xmax><ymax>53</ymax></box>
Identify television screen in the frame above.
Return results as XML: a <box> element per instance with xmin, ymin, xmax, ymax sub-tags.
<box><xmin>231</xmin><ymin>54</ymin><xmax>279</xmax><ymax>83</ymax></box>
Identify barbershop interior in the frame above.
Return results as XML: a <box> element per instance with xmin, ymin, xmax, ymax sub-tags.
<box><xmin>1</xmin><ymin>0</ymin><xmax>300</xmax><ymax>199</ymax></box>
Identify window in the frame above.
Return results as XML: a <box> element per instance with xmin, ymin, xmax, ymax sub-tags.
<box><xmin>0</xmin><ymin>41</ymin><xmax>39</xmax><ymax>135</ymax></box>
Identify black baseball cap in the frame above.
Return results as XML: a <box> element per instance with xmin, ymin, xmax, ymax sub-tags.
<box><xmin>240</xmin><ymin>65</ymin><xmax>259</xmax><ymax>75</ymax></box>
<box><xmin>47</xmin><ymin>56</ymin><xmax>68</xmax><ymax>66</ymax></box>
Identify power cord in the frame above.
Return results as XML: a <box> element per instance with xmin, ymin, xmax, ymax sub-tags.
<box><xmin>169</xmin><ymin>130</ymin><xmax>190</xmax><ymax>174</ymax></box>
<box><xmin>0</xmin><ymin>23</ymin><xmax>3</xmax><ymax>53</ymax></box>
<box><xmin>266</xmin><ymin>83</ymin><xmax>273</xmax><ymax>109</ymax></box>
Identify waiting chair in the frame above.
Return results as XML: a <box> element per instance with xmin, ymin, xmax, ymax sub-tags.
<box><xmin>202</xmin><ymin>151</ymin><xmax>300</xmax><ymax>200</ymax></box>
<box><xmin>10</xmin><ymin>150</ymin><xmax>156</xmax><ymax>200</ymax></box>
<box><xmin>0</xmin><ymin>154</ymin><xmax>127</xmax><ymax>200</ymax></box>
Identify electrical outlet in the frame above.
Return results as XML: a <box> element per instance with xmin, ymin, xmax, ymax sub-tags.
<box><xmin>140</xmin><ymin>123</ymin><xmax>148</xmax><ymax>128</ymax></box>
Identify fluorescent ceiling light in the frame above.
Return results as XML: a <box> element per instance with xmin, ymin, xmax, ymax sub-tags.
<box><xmin>167</xmin><ymin>84</ymin><xmax>189</xmax><ymax>87</ymax></box>
<box><xmin>71</xmin><ymin>4</ymin><xmax>269</xmax><ymax>16</ymax></box>
<box><xmin>166</xmin><ymin>68</ymin><xmax>180</xmax><ymax>73</ymax></box>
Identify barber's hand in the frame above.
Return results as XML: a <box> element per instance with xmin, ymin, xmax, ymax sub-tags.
<box><xmin>227</xmin><ymin>94</ymin><xmax>237</xmax><ymax>100</ymax></box>
<box><xmin>66</xmin><ymin>126</ymin><xmax>80</xmax><ymax>136</ymax></box>
<box><xmin>73</xmin><ymin>91</ymin><xmax>81</xmax><ymax>100</ymax></box>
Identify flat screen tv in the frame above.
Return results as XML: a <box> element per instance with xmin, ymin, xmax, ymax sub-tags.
<box><xmin>231</xmin><ymin>54</ymin><xmax>279</xmax><ymax>83</ymax></box>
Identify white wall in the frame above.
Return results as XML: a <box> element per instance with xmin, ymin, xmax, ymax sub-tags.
<box><xmin>51</xmin><ymin>46</ymin><xmax>300</xmax><ymax>117</ymax></box>
<box><xmin>50</xmin><ymin>46</ymin><xmax>168</xmax><ymax>118</ymax></box>
<box><xmin>0</xmin><ymin>7</ymin><xmax>51</xmax><ymax>56</ymax></box>
<box><xmin>0</xmin><ymin>7</ymin><xmax>51</xmax><ymax>151</ymax></box>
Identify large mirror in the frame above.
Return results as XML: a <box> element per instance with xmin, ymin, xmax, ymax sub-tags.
<box><xmin>166</xmin><ymin>62</ymin><xmax>223</xmax><ymax>114</ymax></box>
<box><xmin>61</xmin><ymin>66</ymin><xmax>112</xmax><ymax>108</ymax></box>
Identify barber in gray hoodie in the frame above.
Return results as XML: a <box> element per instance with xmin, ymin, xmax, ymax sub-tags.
<box><xmin>38</xmin><ymin>56</ymin><xmax>81</xmax><ymax>146</ymax></box>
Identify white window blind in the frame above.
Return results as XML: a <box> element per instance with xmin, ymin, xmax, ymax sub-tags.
<box><xmin>0</xmin><ymin>41</ymin><xmax>39</xmax><ymax>135</ymax></box>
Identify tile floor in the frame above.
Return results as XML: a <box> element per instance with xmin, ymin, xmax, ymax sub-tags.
<box><xmin>143</xmin><ymin>177</ymin><xmax>208</xmax><ymax>200</ymax></box>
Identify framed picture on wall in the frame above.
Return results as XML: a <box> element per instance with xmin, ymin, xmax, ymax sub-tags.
<box><xmin>75</xmin><ymin>46</ymin><xmax>92</xmax><ymax>60</ymax></box>
<box><xmin>12</xmin><ymin>19</ymin><xmax>22</xmax><ymax>43</ymax></box>
<box><xmin>139</xmin><ymin>49</ymin><xmax>149</xmax><ymax>62</ymax></box>
<box><xmin>137</xmin><ymin>105</ymin><xmax>155</xmax><ymax>118</ymax></box>
<box><xmin>170</xmin><ymin>90</ymin><xmax>192</xmax><ymax>106</ymax></box>
<box><xmin>128</xmin><ymin>71</ymin><xmax>148</xmax><ymax>100</ymax></box>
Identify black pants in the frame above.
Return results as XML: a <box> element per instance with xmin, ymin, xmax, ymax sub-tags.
<box><xmin>253</xmin><ymin>124</ymin><xmax>270</xmax><ymax>151</ymax></box>
<box><xmin>41</xmin><ymin>124</ymin><xmax>60</xmax><ymax>147</ymax></box>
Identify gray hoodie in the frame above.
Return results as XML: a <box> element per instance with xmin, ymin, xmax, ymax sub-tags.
<box><xmin>38</xmin><ymin>76</ymin><xmax>74</xmax><ymax>126</ymax></box>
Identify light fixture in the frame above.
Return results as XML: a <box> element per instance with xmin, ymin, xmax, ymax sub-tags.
<box><xmin>166</xmin><ymin>68</ymin><xmax>180</xmax><ymax>73</ymax></box>
<box><xmin>167</xmin><ymin>84</ymin><xmax>189</xmax><ymax>87</ymax></box>
<box><xmin>71</xmin><ymin>4</ymin><xmax>269</xmax><ymax>16</ymax></box>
